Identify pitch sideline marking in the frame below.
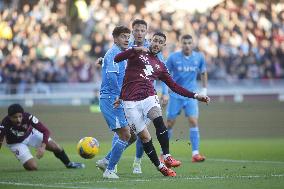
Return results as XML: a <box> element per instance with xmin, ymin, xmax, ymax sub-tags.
<box><xmin>0</xmin><ymin>181</ymin><xmax>114</xmax><ymax>189</ymax></box>
<box><xmin>208</xmin><ymin>158</ymin><xmax>284</xmax><ymax>164</ymax></box>
<box><xmin>92</xmin><ymin>155</ymin><xmax>284</xmax><ymax>164</ymax></box>
<box><xmin>0</xmin><ymin>174</ymin><xmax>283</xmax><ymax>187</ymax></box>
<box><xmin>54</xmin><ymin>174</ymin><xmax>284</xmax><ymax>184</ymax></box>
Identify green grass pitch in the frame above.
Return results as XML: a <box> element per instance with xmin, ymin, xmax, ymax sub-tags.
<box><xmin>0</xmin><ymin>101</ymin><xmax>283</xmax><ymax>189</ymax></box>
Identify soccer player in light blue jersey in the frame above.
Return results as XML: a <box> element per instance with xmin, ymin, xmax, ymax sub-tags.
<box><xmin>96</xmin><ymin>26</ymin><xmax>136</xmax><ymax>179</ymax></box>
<box><xmin>164</xmin><ymin>34</ymin><xmax>208</xmax><ymax>162</ymax></box>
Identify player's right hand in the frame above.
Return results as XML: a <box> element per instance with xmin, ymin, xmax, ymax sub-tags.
<box><xmin>36</xmin><ymin>143</ymin><xmax>46</xmax><ymax>159</ymax></box>
<box><xmin>96</xmin><ymin>57</ymin><xmax>103</xmax><ymax>66</ymax></box>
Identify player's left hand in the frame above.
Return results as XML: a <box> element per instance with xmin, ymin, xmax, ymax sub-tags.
<box><xmin>113</xmin><ymin>98</ymin><xmax>121</xmax><ymax>108</ymax></box>
<box><xmin>195</xmin><ymin>94</ymin><xmax>210</xmax><ymax>104</ymax></box>
<box><xmin>36</xmin><ymin>143</ymin><xmax>46</xmax><ymax>159</ymax></box>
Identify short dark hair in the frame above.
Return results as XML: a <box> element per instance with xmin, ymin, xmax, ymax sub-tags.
<box><xmin>153</xmin><ymin>31</ymin><xmax>166</xmax><ymax>41</ymax></box>
<box><xmin>112</xmin><ymin>26</ymin><xmax>131</xmax><ymax>38</ymax></box>
<box><xmin>181</xmin><ymin>34</ymin><xmax>193</xmax><ymax>41</ymax></box>
<box><xmin>132</xmin><ymin>19</ymin><xmax>147</xmax><ymax>29</ymax></box>
<box><xmin>8</xmin><ymin>104</ymin><xmax>24</xmax><ymax>116</ymax></box>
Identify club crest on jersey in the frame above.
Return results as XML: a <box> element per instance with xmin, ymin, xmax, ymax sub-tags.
<box><xmin>139</xmin><ymin>54</ymin><xmax>150</xmax><ymax>64</ymax></box>
<box><xmin>155</xmin><ymin>64</ymin><xmax>160</xmax><ymax>70</ymax></box>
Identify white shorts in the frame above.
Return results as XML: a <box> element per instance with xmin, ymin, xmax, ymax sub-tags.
<box><xmin>7</xmin><ymin>128</ymin><xmax>51</xmax><ymax>164</ymax></box>
<box><xmin>123</xmin><ymin>95</ymin><xmax>161</xmax><ymax>134</ymax></box>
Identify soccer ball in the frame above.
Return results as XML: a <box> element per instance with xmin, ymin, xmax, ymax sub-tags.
<box><xmin>77</xmin><ymin>137</ymin><xmax>99</xmax><ymax>159</ymax></box>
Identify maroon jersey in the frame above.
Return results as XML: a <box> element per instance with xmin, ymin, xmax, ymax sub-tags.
<box><xmin>0</xmin><ymin>112</ymin><xmax>50</xmax><ymax>145</ymax></box>
<box><xmin>114</xmin><ymin>48</ymin><xmax>196</xmax><ymax>101</ymax></box>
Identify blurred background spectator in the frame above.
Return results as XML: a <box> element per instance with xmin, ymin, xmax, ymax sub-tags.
<box><xmin>0</xmin><ymin>0</ymin><xmax>283</xmax><ymax>94</ymax></box>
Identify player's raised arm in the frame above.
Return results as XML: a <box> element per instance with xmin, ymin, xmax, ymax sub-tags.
<box><xmin>114</xmin><ymin>48</ymin><xmax>134</xmax><ymax>63</ymax></box>
<box><xmin>159</xmin><ymin>71</ymin><xmax>210</xmax><ymax>104</ymax></box>
<box><xmin>114</xmin><ymin>46</ymin><xmax>149</xmax><ymax>63</ymax></box>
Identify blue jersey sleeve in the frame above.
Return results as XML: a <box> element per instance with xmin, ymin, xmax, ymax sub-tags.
<box><xmin>104</xmin><ymin>54</ymin><xmax>119</xmax><ymax>73</ymax></box>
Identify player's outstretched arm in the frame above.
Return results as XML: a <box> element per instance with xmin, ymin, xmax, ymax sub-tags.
<box><xmin>160</xmin><ymin>72</ymin><xmax>210</xmax><ymax>104</ymax></box>
<box><xmin>114</xmin><ymin>48</ymin><xmax>134</xmax><ymax>63</ymax></box>
<box><xmin>114</xmin><ymin>47</ymin><xmax>148</xmax><ymax>63</ymax></box>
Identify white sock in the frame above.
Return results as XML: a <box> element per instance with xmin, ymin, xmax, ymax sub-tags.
<box><xmin>157</xmin><ymin>163</ymin><xmax>165</xmax><ymax>169</ymax></box>
<box><xmin>134</xmin><ymin>157</ymin><xmax>141</xmax><ymax>164</ymax></box>
<box><xmin>192</xmin><ymin>150</ymin><xmax>199</xmax><ymax>156</ymax></box>
<box><xmin>163</xmin><ymin>154</ymin><xmax>171</xmax><ymax>160</ymax></box>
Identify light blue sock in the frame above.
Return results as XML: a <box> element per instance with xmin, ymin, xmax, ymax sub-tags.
<box><xmin>168</xmin><ymin>128</ymin><xmax>173</xmax><ymax>139</ymax></box>
<box><xmin>189</xmin><ymin>127</ymin><xmax>200</xmax><ymax>152</ymax></box>
<box><xmin>135</xmin><ymin>137</ymin><xmax>144</xmax><ymax>159</ymax></box>
<box><xmin>105</xmin><ymin>133</ymin><xmax>119</xmax><ymax>160</ymax></box>
<box><xmin>107</xmin><ymin>139</ymin><xmax>128</xmax><ymax>170</ymax></box>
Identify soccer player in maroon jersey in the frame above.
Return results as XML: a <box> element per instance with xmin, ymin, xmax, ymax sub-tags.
<box><xmin>114</xmin><ymin>32</ymin><xmax>210</xmax><ymax>177</ymax></box>
<box><xmin>0</xmin><ymin>104</ymin><xmax>85</xmax><ymax>171</ymax></box>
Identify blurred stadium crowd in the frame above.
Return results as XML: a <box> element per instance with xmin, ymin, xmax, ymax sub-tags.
<box><xmin>0</xmin><ymin>0</ymin><xmax>283</xmax><ymax>94</ymax></box>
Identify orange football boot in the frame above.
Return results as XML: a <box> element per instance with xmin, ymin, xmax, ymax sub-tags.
<box><xmin>159</xmin><ymin>165</ymin><xmax>177</xmax><ymax>177</ymax></box>
<box><xmin>192</xmin><ymin>154</ymin><xmax>206</xmax><ymax>162</ymax></box>
<box><xmin>164</xmin><ymin>156</ymin><xmax>181</xmax><ymax>168</ymax></box>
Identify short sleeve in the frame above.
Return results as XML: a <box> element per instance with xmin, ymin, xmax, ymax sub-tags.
<box><xmin>105</xmin><ymin>54</ymin><xmax>119</xmax><ymax>73</ymax></box>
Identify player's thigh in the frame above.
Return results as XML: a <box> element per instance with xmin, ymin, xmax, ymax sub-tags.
<box><xmin>25</xmin><ymin>128</ymin><xmax>51</xmax><ymax>148</ymax></box>
<box><xmin>167</xmin><ymin>97</ymin><xmax>184</xmax><ymax>120</ymax></box>
<box><xmin>184</xmin><ymin>99</ymin><xmax>199</xmax><ymax>118</ymax></box>
<box><xmin>100</xmin><ymin>98</ymin><xmax>128</xmax><ymax>130</ymax></box>
<box><xmin>7</xmin><ymin>143</ymin><xmax>34</xmax><ymax>165</ymax></box>
<box><xmin>143</xmin><ymin>95</ymin><xmax>162</xmax><ymax>120</ymax></box>
<box><xmin>123</xmin><ymin>101</ymin><xmax>146</xmax><ymax>135</ymax></box>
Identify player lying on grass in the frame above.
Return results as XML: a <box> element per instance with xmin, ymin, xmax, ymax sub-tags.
<box><xmin>0</xmin><ymin>104</ymin><xmax>85</xmax><ymax>171</ymax></box>
<box><xmin>113</xmin><ymin>32</ymin><xmax>210</xmax><ymax>177</ymax></box>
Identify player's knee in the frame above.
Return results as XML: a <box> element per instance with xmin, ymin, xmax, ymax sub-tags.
<box><xmin>128</xmin><ymin>132</ymin><xmax>137</xmax><ymax>144</ymax></box>
<box><xmin>147</xmin><ymin>106</ymin><xmax>162</xmax><ymax>121</ymax></box>
<box><xmin>123</xmin><ymin>132</ymin><xmax>131</xmax><ymax>141</ymax></box>
<box><xmin>167</xmin><ymin>119</ymin><xmax>175</xmax><ymax>129</ymax></box>
<box><xmin>188</xmin><ymin>118</ymin><xmax>198</xmax><ymax>126</ymax></box>
<box><xmin>117</xmin><ymin>127</ymin><xmax>131</xmax><ymax>142</ymax></box>
<box><xmin>23</xmin><ymin>159</ymin><xmax>38</xmax><ymax>171</ymax></box>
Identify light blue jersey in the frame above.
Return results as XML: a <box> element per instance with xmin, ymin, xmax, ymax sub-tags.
<box><xmin>99</xmin><ymin>44</ymin><xmax>128</xmax><ymax>130</ymax></box>
<box><xmin>166</xmin><ymin>50</ymin><xmax>206</xmax><ymax>99</ymax></box>
<box><xmin>100</xmin><ymin>44</ymin><xmax>126</xmax><ymax>99</ymax></box>
<box><xmin>166</xmin><ymin>50</ymin><xmax>207</xmax><ymax>156</ymax></box>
